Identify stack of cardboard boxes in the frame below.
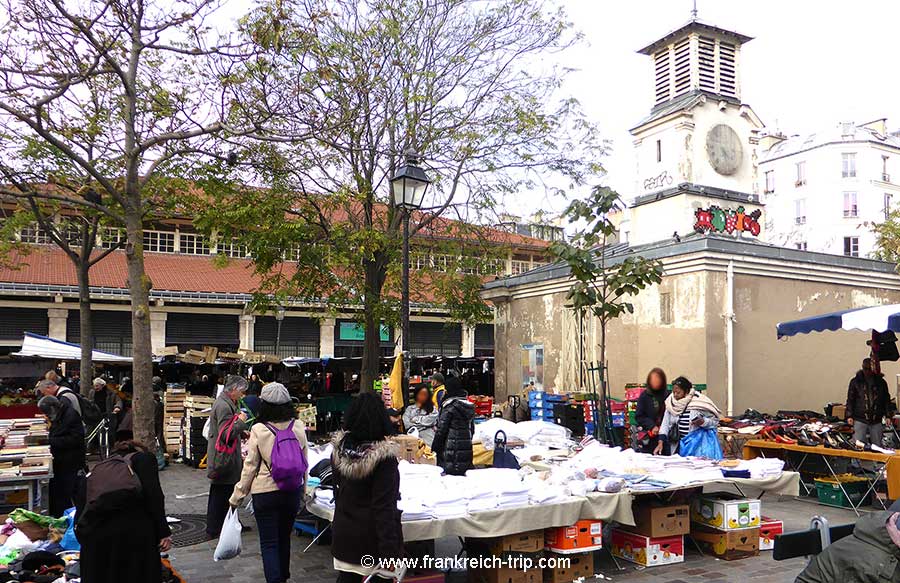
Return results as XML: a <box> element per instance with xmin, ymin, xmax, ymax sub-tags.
<box><xmin>611</xmin><ymin>502</ymin><xmax>688</xmax><ymax>567</ymax></box>
<box><xmin>468</xmin><ymin>530</ymin><xmax>545</xmax><ymax>583</ymax></box>
<box><xmin>690</xmin><ymin>493</ymin><xmax>773</xmax><ymax>561</ymax></box>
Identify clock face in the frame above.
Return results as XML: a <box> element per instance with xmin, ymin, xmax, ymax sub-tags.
<box><xmin>706</xmin><ymin>124</ymin><xmax>743</xmax><ymax>176</ymax></box>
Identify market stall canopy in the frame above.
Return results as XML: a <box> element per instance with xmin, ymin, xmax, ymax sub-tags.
<box><xmin>777</xmin><ymin>304</ymin><xmax>900</xmax><ymax>338</ymax></box>
<box><xmin>12</xmin><ymin>332</ymin><xmax>132</xmax><ymax>364</ymax></box>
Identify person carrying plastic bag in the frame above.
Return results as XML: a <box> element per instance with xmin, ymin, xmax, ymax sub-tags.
<box><xmin>227</xmin><ymin>383</ymin><xmax>309</xmax><ymax>582</ymax></box>
<box><xmin>653</xmin><ymin>376</ymin><xmax>722</xmax><ymax>458</ymax></box>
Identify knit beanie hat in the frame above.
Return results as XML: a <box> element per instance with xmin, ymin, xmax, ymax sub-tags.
<box><xmin>261</xmin><ymin>382</ymin><xmax>291</xmax><ymax>405</ymax></box>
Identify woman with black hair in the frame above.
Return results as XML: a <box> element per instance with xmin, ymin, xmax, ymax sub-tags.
<box><xmin>654</xmin><ymin>376</ymin><xmax>721</xmax><ymax>456</ymax></box>
<box><xmin>402</xmin><ymin>386</ymin><xmax>438</xmax><ymax>447</ymax></box>
<box><xmin>331</xmin><ymin>392</ymin><xmax>403</xmax><ymax>583</ymax></box>
<box><xmin>432</xmin><ymin>376</ymin><xmax>475</xmax><ymax>476</ymax></box>
<box><xmin>76</xmin><ymin>440</ymin><xmax>171</xmax><ymax>583</ymax></box>
<box><xmin>231</xmin><ymin>383</ymin><xmax>309</xmax><ymax>583</ymax></box>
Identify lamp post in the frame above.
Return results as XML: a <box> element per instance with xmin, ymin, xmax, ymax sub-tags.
<box><xmin>274</xmin><ymin>305</ymin><xmax>286</xmax><ymax>357</ymax></box>
<box><xmin>390</xmin><ymin>149</ymin><xmax>431</xmax><ymax>404</ymax></box>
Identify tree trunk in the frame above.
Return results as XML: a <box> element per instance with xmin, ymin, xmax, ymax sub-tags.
<box><xmin>77</xmin><ymin>260</ymin><xmax>93</xmax><ymax>397</ymax></box>
<box><xmin>124</xmin><ymin>209</ymin><xmax>155</xmax><ymax>447</ymax></box>
<box><xmin>360</xmin><ymin>255</ymin><xmax>386</xmax><ymax>393</ymax></box>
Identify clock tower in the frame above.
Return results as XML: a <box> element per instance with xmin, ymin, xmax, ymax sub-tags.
<box><xmin>626</xmin><ymin>19</ymin><xmax>765</xmax><ymax>246</ymax></box>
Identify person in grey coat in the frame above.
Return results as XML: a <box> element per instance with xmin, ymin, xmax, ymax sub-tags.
<box><xmin>205</xmin><ymin>374</ymin><xmax>248</xmax><ymax>539</ymax></box>
<box><xmin>402</xmin><ymin>387</ymin><xmax>438</xmax><ymax>447</ymax></box>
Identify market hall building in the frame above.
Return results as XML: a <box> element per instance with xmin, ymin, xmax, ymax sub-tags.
<box><xmin>482</xmin><ymin>19</ymin><xmax>900</xmax><ymax>414</ymax></box>
<box><xmin>0</xmin><ymin>220</ymin><xmax>551</xmax><ymax>363</ymax></box>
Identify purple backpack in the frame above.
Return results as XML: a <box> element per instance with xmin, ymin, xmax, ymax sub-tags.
<box><xmin>265</xmin><ymin>421</ymin><xmax>308</xmax><ymax>491</ymax></box>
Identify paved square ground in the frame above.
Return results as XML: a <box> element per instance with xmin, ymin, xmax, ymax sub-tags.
<box><xmin>159</xmin><ymin>463</ymin><xmax>864</xmax><ymax>582</ymax></box>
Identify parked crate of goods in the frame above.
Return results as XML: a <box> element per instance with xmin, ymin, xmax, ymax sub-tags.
<box><xmin>469</xmin><ymin>529</ymin><xmax>544</xmax><ymax>557</ymax></box>
<box><xmin>624</xmin><ymin>384</ymin><xmax>645</xmax><ymax>402</ymax></box>
<box><xmin>297</xmin><ymin>404</ymin><xmax>317</xmax><ymax>431</ymax></box>
<box><xmin>691</xmin><ymin>524</ymin><xmax>760</xmax><ymax>561</ymax></box>
<box><xmin>627</xmin><ymin>502</ymin><xmax>689</xmax><ymax>538</ymax></box>
<box><xmin>543</xmin><ymin>551</ymin><xmax>593</xmax><ymax>583</ymax></box>
<box><xmin>181</xmin><ymin>415</ymin><xmax>208</xmax><ymax>467</ymax></box>
<box><xmin>163</xmin><ymin>387</ymin><xmax>187</xmax><ymax>454</ymax></box>
<box><xmin>467</xmin><ymin>396</ymin><xmax>494</xmax><ymax>416</ymax></box>
<box><xmin>691</xmin><ymin>493</ymin><xmax>761</xmax><ymax>530</ymax></box>
<box><xmin>610</xmin><ymin>529</ymin><xmax>683</xmax><ymax>567</ymax></box>
<box><xmin>759</xmin><ymin>516</ymin><xmax>783</xmax><ymax>551</ymax></box>
<box><xmin>545</xmin><ymin>520</ymin><xmax>602</xmax><ymax>554</ymax></box>
<box><xmin>814</xmin><ymin>474</ymin><xmax>872</xmax><ymax>508</ymax></box>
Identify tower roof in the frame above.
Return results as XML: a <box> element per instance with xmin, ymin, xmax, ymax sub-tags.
<box><xmin>637</xmin><ymin>20</ymin><xmax>753</xmax><ymax>55</ymax></box>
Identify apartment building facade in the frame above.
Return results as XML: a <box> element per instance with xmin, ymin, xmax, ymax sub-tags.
<box><xmin>759</xmin><ymin>120</ymin><xmax>900</xmax><ymax>257</ymax></box>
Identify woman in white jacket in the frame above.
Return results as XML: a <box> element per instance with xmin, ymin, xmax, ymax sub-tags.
<box><xmin>231</xmin><ymin>383</ymin><xmax>309</xmax><ymax>583</ymax></box>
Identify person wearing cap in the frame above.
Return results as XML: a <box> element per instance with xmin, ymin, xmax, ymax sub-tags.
<box><xmin>430</xmin><ymin>373</ymin><xmax>446</xmax><ymax>409</ymax></box>
<box><xmin>206</xmin><ymin>374</ymin><xmax>249</xmax><ymax>539</ymax></box>
<box><xmin>230</xmin><ymin>383</ymin><xmax>308</xmax><ymax>583</ymax></box>
<box><xmin>38</xmin><ymin>393</ymin><xmax>85</xmax><ymax>517</ymax></box>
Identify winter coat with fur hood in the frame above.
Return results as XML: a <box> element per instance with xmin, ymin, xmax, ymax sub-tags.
<box><xmin>432</xmin><ymin>395</ymin><xmax>475</xmax><ymax>476</ymax></box>
<box><xmin>331</xmin><ymin>431</ymin><xmax>403</xmax><ymax>566</ymax></box>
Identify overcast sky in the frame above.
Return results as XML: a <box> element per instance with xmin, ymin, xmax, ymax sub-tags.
<box><xmin>214</xmin><ymin>0</ymin><xmax>900</xmax><ymax>220</ymax></box>
<box><xmin>536</xmin><ymin>0</ymin><xmax>900</xmax><ymax>217</ymax></box>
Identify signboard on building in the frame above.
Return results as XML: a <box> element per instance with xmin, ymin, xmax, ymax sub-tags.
<box><xmin>338</xmin><ymin>322</ymin><xmax>390</xmax><ymax>342</ymax></box>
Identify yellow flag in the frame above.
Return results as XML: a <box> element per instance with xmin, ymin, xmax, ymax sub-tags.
<box><xmin>389</xmin><ymin>352</ymin><xmax>404</xmax><ymax>410</ymax></box>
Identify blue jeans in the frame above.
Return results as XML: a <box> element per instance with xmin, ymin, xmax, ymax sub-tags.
<box><xmin>253</xmin><ymin>489</ymin><xmax>302</xmax><ymax>583</ymax></box>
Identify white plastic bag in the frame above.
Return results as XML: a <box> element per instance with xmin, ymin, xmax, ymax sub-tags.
<box><xmin>202</xmin><ymin>417</ymin><xmax>212</xmax><ymax>440</ymax></box>
<box><xmin>213</xmin><ymin>508</ymin><xmax>242</xmax><ymax>561</ymax></box>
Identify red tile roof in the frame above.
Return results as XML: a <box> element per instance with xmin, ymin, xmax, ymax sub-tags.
<box><xmin>0</xmin><ymin>247</ymin><xmax>269</xmax><ymax>294</ymax></box>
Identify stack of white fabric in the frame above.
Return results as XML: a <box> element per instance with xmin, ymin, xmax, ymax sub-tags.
<box><xmin>313</xmin><ymin>489</ymin><xmax>335</xmax><ymax>508</ymax></box>
<box><xmin>734</xmin><ymin>458</ymin><xmax>785</xmax><ymax>479</ymax></box>
<box><xmin>397</xmin><ymin>499</ymin><xmax>433</xmax><ymax>521</ymax></box>
<box><xmin>432</xmin><ymin>491</ymin><xmax>468</xmax><ymax>519</ymax></box>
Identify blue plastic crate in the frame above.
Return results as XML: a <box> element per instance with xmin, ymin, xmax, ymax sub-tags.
<box><xmin>611</xmin><ymin>413</ymin><xmax>625</xmax><ymax>427</ymax></box>
<box><xmin>585</xmin><ymin>422</ymin><xmax>596</xmax><ymax>434</ymax></box>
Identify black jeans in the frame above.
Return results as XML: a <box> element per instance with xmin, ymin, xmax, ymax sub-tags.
<box><xmin>254</xmin><ymin>489</ymin><xmax>302</xmax><ymax>583</ymax></box>
<box><xmin>206</xmin><ymin>483</ymin><xmax>235</xmax><ymax>537</ymax></box>
<box><xmin>49</xmin><ymin>467</ymin><xmax>79</xmax><ymax>517</ymax></box>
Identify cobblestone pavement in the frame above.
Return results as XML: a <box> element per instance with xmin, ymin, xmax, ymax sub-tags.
<box><xmin>159</xmin><ymin>463</ymin><xmax>862</xmax><ymax>583</ymax></box>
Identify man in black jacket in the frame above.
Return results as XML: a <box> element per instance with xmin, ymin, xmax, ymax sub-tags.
<box><xmin>38</xmin><ymin>392</ymin><xmax>86</xmax><ymax>517</ymax></box>
<box><xmin>846</xmin><ymin>358</ymin><xmax>892</xmax><ymax>449</ymax></box>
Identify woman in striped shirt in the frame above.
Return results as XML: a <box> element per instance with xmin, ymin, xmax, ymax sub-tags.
<box><xmin>653</xmin><ymin>377</ymin><xmax>720</xmax><ymax>456</ymax></box>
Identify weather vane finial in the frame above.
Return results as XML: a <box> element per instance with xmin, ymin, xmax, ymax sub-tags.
<box><xmin>691</xmin><ymin>0</ymin><xmax>698</xmax><ymax>20</ymax></box>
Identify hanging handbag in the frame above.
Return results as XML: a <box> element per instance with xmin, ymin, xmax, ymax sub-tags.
<box><xmin>492</xmin><ymin>430</ymin><xmax>520</xmax><ymax>470</ymax></box>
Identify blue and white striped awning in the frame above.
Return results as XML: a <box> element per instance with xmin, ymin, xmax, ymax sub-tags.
<box><xmin>777</xmin><ymin>304</ymin><xmax>900</xmax><ymax>338</ymax></box>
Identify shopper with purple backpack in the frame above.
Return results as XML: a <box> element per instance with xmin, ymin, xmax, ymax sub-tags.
<box><xmin>230</xmin><ymin>382</ymin><xmax>309</xmax><ymax>583</ymax></box>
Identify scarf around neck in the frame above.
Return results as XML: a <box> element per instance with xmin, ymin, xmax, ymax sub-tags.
<box><xmin>665</xmin><ymin>389</ymin><xmax>721</xmax><ymax>419</ymax></box>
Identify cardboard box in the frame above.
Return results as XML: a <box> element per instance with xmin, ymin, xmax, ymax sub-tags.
<box><xmin>692</xmin><ymin>524</ymin><xmax>760</xmax><ymax>561</ymax></box>
<box><xmin>469</xmin><ymin>566</ymin><xmax>540</xmax><ymax>583</ymax></box>
<box><xmin>493</xmin><ymin>531</ymin><xmax>544</xmax><ymax>555</ymax></box>
<box><xmin>544</xmin><ymin>520</ymin><xmax>603</xmax><ymax>554</ymax></box>
<box><xmin>542</xmin><ymin>551</ymin><xmax>593</xmax><ymax>583</ymax></box>
<box><xmin>759</xmin><ymin>516</ymin><xmax>784</xmax><ymax>551</ymax></box>
<box><xmin>831</xmin><ymin>404</ymin><xmax>846</xmax><ymax>419</ymax></box>
<box><xmin>628</xmin><ymin>503</ymin><xmax>689</xmax><ymax>537</ymax></box>
<box><xmin>610</xmin><ymin>530</ymin><xmax>684</xmax><ymax>567</ymax></box>
<box><xmin>691</xmin><ymin>493</ymin><xmax>761</xmax><ymax>530</ymax></box>
<box><xmin>159</xmin><ymin>346</ymin><xmax>179</xmax><ymax>356</ymax></box>
<box><xmin>405</xmin><ymin>572</ymin><xmax>445</xmax><ymax>583</ymax></box>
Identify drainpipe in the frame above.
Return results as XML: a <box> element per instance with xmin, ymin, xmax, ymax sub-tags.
<box><xmin>725</xmin><ymin>261</ymin><xmax>736</xmax><ymax>416</ymax></box>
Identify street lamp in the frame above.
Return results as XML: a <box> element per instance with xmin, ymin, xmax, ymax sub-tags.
<box><xmin>274</xmin><ymin>305</ymin><xmax>286</xmax><ymax>357</ymax></box>
<box><xmin>390</xmin><ymin>149</ymin><xmax>431</xmax><ymax>405</ymax></box>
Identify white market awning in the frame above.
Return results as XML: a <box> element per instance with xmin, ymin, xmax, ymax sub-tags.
<box><xmin>12</xmin><ymin>332</ymin><xmax>132</xmax><ymax>364</ymax></box>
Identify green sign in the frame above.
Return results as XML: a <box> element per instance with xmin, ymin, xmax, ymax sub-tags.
<box><xmin>339</xmin><ymin>322</ymin><xmax>390</xmax><ymax>342</ymax></box>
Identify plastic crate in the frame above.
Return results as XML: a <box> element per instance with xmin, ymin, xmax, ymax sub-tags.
<box><xmin>814</xmin><ymin>475</ymin><xmax>871</xmax><ymax>508</ymax></box>
<box><xmin>612</xmin><ymin>413</ymin><xmax>625</xmax><ymax>427</ymax></box>
<box><xmin>625</xmin><ymin>386</ymin><xmax>645</xmax><ymax>401</ymax></box>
